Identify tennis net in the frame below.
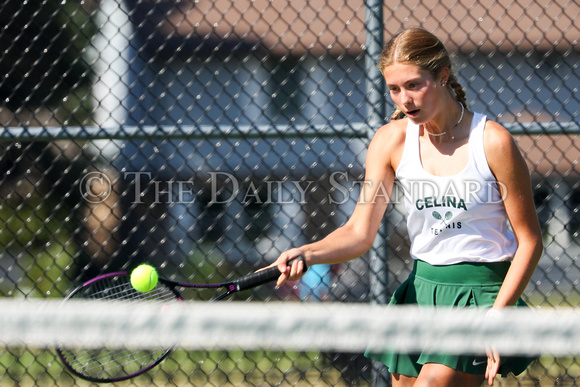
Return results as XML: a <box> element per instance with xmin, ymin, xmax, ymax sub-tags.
<box><xmin>1</xmin><ymin>299</ymin><xmax>579</xmax><ymax>386</ymax></box>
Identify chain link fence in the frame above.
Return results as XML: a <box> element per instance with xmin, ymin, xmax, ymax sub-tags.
<box><xmin>0</xmin><ymin>0</ymin><xmax>579</xmax><ymax>385</ymax></box>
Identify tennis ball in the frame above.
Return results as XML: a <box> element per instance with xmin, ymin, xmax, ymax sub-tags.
<box><xmin>130</xmin><ymin>264</ymin><xmax>158</xmax><ymax>292</ymax></box>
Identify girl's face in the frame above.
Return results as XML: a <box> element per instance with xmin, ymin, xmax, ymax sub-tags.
<box><xmin>382</xmin><ymin>63</ymin><xmax>445</xmax><ymax>124</ymax></box>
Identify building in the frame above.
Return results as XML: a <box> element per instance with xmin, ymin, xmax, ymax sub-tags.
<box><xmin>92</xmin><ymin>0</ymin><xmax>580</xmax><ymax>297</ymax></box>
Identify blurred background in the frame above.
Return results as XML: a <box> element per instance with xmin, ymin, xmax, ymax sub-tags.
<box><xmin>0</xmin><ymin>0</ymin><xmax>579</xmax><ymax>385</ymax></box>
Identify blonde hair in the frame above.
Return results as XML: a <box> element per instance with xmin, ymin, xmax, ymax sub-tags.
<box><xmin>379</xmin><ymin>28</ymin><xmax>467</xmax><ymax>120</ymax></box>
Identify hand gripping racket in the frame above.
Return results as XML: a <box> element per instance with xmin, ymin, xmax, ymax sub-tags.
<box><xmin>56</xmin><ymin>256</ymin><xmax>307</xmax><ymax>383</ymax></box>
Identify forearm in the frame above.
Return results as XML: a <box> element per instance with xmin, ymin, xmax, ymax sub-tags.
<box><xmin>493</xmin><ymin>238</ymin><xmax>543</xmax><ymax>309</ymax></box>
<box><xmin>275</xmin><ymin>125</ymin><xmax>397</xmax><ymax>281</ymax></box>
<box><xmin>299</xmin><ymin>223</ymin><xmax>375</xmax><ymax>267</ymax></box>
<box><xmin>271</xmin><ymin>220</ymin><xmax>377</xmax><ymax>287</ymax></box>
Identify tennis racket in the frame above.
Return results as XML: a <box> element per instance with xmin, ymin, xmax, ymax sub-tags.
<box><xmin>56</xmin><ymin>256</ymin><xmax>307</xmax><ymax>383</ymax></box>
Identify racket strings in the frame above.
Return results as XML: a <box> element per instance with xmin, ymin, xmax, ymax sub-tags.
<box><xmin>60</xmin><ymin>274</ymin><xmax>178</xmax><ymax>380</ymax></box>
<box><xmin>62</xmin><ymin>348</ymin><xmax>163</xmax><ymax>376</ymax></box>
<box><xmin>84</xmin><ymin>277</ymin><xmax>175</xmax><ymax>303</ymax></box>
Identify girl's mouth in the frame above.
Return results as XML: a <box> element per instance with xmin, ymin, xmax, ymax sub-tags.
<box><xmin>406</xmin><ymin>109</ymin><xmax>420</xmax><ymax>118</ymax></box>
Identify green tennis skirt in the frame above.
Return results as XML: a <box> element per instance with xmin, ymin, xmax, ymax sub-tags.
<box><xmin>365</xmin><ymin>259</ymin><xmax>536</xmax><ymax>377</ymax></box>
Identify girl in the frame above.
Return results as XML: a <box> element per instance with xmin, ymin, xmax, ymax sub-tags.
<box><xmin>267</xmin><ymin>27</ymin><xmax>542</xmax><ymax>387</ymax></box>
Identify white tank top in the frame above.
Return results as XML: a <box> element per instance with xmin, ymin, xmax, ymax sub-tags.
<box><xmin>395</xmin><ymin>113</ymin><xmax>517</xmax><ymax>265</ymax></box>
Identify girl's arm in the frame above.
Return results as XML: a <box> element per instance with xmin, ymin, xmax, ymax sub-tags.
<box><xmin>483</xmin><ymin>121</ymin><xmax>543</xmax><ymax>385</ymax></box>
<box><xmin>272</xmin><ymin>121</ymin><xmax>406</xmax><ymax>286</ymax></box>
<box><xmin>485</xmin><ymin>121</ymin><xmax>543</xmax><ymax>308</ymax></box>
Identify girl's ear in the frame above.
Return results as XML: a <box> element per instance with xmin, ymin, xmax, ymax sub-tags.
<box><xmin>437</xmin><ymin>67</ymin><xmax>450</xmax><ymax>86</ymax></box>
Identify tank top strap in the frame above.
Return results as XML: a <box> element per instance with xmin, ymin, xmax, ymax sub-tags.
<box><xmin>468</xmin><ymin>113</ymin><xmax>495</xmax><ymax>182</ymax></box>
<box><xmin>396</xmin><ymin>120</ymin><xmax>421</xmax><ymax>176</ymax></box>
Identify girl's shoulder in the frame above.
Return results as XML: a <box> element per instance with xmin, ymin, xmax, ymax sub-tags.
<box><xmin>482</xmin><ymin>119</ymin><xmax>516</xmax><ymax>155</ymax></box>
<box><xmin>367</xmin><ymin>118</ymin><xmax>408</xmax><ymax>169</ymax></box>
<box><xmin>482</xmin><ymin>119</ymin><xmax>522</xmax><ymax>173</ymax></box>
<box><xmin>371</xmin><ymin>118</ymin><xmax>407</xmax><ymax>149</ymax></box>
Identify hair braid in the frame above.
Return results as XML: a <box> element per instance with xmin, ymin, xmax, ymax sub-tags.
<box><xmin>447</xmin><ymin>74</ymin><xmax>467</xmax><ymax>108</ymax></box>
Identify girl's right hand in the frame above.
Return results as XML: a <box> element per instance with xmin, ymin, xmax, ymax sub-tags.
<box><xmin>272</xmin><ymin>249</ymin><xmax>308</xmax><ymax>287</ymax></box>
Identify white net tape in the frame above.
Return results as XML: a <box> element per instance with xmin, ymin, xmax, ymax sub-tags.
<box><xmin>1</xmin><ymin>299</ymin><xmax>578</xmax><ymax>356</ymax></box>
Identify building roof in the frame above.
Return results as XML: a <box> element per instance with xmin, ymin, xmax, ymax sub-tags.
<box><xmin>517</xmin><ymin>134</ymin><xmax>580</xmax><ymax>177</ymax></box>
<box><xmin>124</xmin><ymin>0</ymin><xmax>580</xmax><ymax>177</ymax></box>
<box><xmin>129</xmin><ymin>0</ymin><xmax>580</xmax><ymax>58</ymax></box>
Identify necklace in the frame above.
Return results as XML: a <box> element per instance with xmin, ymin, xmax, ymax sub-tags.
<box><xmin>424</xmin><ymin>102</ymin><xmax>465</xmax><ymax>140</ymax></box>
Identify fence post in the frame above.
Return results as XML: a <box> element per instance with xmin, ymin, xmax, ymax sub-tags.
<box><xmin>364</xmin><ymin>0</ymin><xmax>391</xmax><ymax>386</ymax></box>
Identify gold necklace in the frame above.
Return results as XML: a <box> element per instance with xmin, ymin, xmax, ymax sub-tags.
<box><xmin>424</xmin><ymin>102</ymin><xmax>465</xmax><ymax>140</ymax></box>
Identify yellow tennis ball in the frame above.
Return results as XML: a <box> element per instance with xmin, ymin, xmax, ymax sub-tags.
<box><xmin>130</xmin><ymin>264</ymin><xmax>158</xmax><ymax>292</ymax></box>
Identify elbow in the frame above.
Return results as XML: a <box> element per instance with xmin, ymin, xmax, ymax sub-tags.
<box><xmin>534</xmin><ymin>236</ymin><xmax>544</xmax><ymax>262</ymax></box>
<box><xmin>526</xmin><ymin>232</ymin><xmax>544</xmax><ymax>266</ymax></box>
<box><xmin>513</xmin><ymin>229</ymin><xmax>543</xmax><ymax>268</ymax></box>
<box><xmin>342</xmin><ymin>216</ymin><xmax>382</xmax><ymax>257</ymax></box>
<box><xmin>536</xmin><ymin>234</ymin><xmax>544</xmax><ymax>252</ymax></box>
<box><xmin>363</xmin><ymin>234</ymin><xmax>378</xmax><ymax>253</ymax></box>
<box><xmin>533</xmin><ymin>227</ymin><xmax>544</xmax><ymax>255</ymax></box>
<box><xmin>351</xmin><ymin>226</ymin><xmax>377</xmax><ymax>256</ymax></box>
<box><xmin>356</xmin><ymin>239</ymin><xmax>375</xmax><ymax>257</ymax></box>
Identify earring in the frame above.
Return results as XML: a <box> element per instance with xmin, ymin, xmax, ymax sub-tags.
<box><xmin>441</xmin><ymin>81</ymin><xmax>447</xmax><ymax>87</ymax></box>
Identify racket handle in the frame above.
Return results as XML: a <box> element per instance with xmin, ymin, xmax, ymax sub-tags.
<box><xmin>234</xmin><ymin>256</ymin><xmax>308</xmax><ymax>292</ymax></box>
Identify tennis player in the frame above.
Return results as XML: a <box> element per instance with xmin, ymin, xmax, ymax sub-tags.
<box><xmin>268</xmin><ymin>27</ymin><xmax>543</xmax><ymax>387</ymax></box>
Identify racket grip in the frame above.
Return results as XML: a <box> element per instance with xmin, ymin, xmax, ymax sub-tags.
<box><xmin>234</xmin><ymin>256</ymin><xmax>308</xmax><ymax>292</ymax></box>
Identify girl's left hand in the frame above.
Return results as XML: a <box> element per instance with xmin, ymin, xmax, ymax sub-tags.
<box><xmin>485</xmin><ymin>346</ymin><xmax>500</xmax><ymax>386</ymax></box>
<box><xmin>484</xmin><ymin>308</ymin><xmax>503</xmax><ymax>385</ymax></box>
